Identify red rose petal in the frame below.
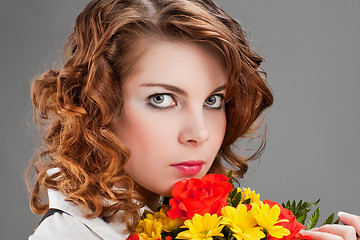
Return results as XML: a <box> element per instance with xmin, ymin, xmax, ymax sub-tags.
<box><xmin>171</xmin><ymin>180</ymin><xmax>189</xmax><ymax>199</ymax></box>
<box><xmin>167</xmin><ymin>198</ymin><xmax>185</xmax><ymax>219</ymax></box>
<box><xmin>168</xmin><ymin>174</ymin><xmax>232</xmax><ymax>219</ymax></box>
<box><xmin>182</xmin><ymin>198</ymin><xmax>203</xmax><ymax>212</ymax></box>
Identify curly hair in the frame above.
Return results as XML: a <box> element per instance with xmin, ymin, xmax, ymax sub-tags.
<box><xmin>27</xmin><ymin>0</ymin><xmax>273</xmax><ymax>233</ymax></box>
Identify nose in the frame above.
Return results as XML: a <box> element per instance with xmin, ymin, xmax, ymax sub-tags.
<box><xmin>178</xmin><ymin>109</ymin><xmax>210</xmax><ymax>146</ymax></box>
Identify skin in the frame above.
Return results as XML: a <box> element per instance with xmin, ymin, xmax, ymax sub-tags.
<box><xmin>300</xmin><ymin>212</ymin><xmax>360</xmax><ymax>240</ymax></box>
<box><xmin>112</xmin><ymin>40</ymin><xmax>228</xmax><ymax>210</ymax></box>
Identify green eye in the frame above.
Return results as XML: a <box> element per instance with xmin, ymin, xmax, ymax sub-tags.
<box><xmin>153</xmin><ymin>95</ymin><xmax>165</xmax><ymax>104</ymax></box>
<box><xmin>149</xmin><ymin>94</ymin><xmax>176</xmax><ymax>109</ymax></box>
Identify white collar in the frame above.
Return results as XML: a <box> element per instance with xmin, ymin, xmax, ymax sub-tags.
<box><xmin>48</xmin><ymin>188</ymin><xmax>151</xmax><ymax>240</ymax></box>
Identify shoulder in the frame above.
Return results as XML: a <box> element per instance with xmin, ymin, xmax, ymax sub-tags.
<box><xmin>29</xmin><ymin>188</ymin><xmax>132</xmax><ymax>239</ymax></box>
<box><xmin>28</xmin><ymin>211</ymin><xmax>101</xmax><ymax>240</ymax></box>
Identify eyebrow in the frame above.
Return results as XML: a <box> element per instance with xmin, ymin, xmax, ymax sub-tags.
<box><xmin>140</xmin><ymin>83</ymin><xmax>227</xmax><ymax>96</ymax></box>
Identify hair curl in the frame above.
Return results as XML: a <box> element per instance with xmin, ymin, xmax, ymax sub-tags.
<box><xmin>27</xmin><ymin>0</ymin><xmax>273</xmax><ymax>233</ymax></box>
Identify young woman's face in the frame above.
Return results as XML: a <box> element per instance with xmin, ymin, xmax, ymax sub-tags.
<box><xmin>113</xmin><ymin>40</ymin><xmax>228</xmax><ymax>198</ymax></box>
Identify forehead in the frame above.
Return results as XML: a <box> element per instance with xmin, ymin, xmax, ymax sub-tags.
<box><xmin>123</xmin><ymin>40</ymin><xmax>228</xmax><ymax>90</ymax></box>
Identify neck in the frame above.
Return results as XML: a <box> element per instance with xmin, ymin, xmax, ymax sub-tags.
<box><xmin>135</xmin><ymin>183</ymin><xmax>161</xmax><ymax>212</ymax></box>
<box><xmin>114</xmin><ymin>179</ymin><xmax>161</xmax><ymax>212</ymax></box>
<box><xmin>146</xmin><ymin>194</ymin><xmax>162</xmax><ymax>212</ymax></box>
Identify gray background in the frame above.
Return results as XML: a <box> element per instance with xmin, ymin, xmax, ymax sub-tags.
<box><xmin>1</xmin><ymin>0</ymin><xmax>359</xmax><ymax>239</ymax></box>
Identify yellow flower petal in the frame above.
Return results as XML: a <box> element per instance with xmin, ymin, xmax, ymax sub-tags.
<box><xmin>251</xmin><ymin>202</ymin><xmax>290</xmax><ymax>239</ymax></box>
<box><xmin>176</xmin><ymin>213</ymin><xmax>224</xmax><ymax>240</ymax></box>
<box><xmin>221</xmin><ymin>205</ymin><xmax>265</xmax><ymax>240</ymax></box>
<box><xmin>237</xmin><ymin>188</ymin><xmax>261</xmax><ymax>204</ymax></box>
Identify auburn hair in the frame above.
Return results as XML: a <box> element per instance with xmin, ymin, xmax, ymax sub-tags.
<box><xmin>27</xmin><ymin>0</ymin><xmax>273</xmax><ymax>233</ymax></box>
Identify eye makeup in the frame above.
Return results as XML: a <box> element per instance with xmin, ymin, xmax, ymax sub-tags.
<box><xmin>146</xmin><ymin>92</ymin><xmax>225</xmax><ymax>110</ymax></box>
<box><xmin>147</xmin><ymin>93</ymin><xmax>177</xmax><ymax>110</ymax></box>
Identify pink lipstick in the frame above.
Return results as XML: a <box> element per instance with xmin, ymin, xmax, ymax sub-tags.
<box><xmin>171</xmin><ymin>160</ymin><xmax>205</xmax><ymax>175</ymax></box>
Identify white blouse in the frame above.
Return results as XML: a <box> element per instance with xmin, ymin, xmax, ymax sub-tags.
<box><xmin>28</xmin><ymin>189</ymin><xmax>150</xmax><ymax>240</ymax></box>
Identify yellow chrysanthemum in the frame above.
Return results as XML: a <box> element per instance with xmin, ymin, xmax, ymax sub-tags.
<box><xmin>176</xmin><ymin>213</ymin><xmax>224</xmax><ymax>240</ymax></box>
<box><xmin>237</xmin><ymin>188</ymin><xmax>261</xmax><ymax>204</ymax></box>
<box><xmin>137</xmin><ymin>217</ymin><xmax>163</xmax><ymax>240</ymax></box>
<box><xmin>221</xmin><ymin>205</ymin><xmax>265</xmax><ymax>240</ymax></box>
<box><xmin>136</xmin><ymin>206</ymin><xmax>184</xmax><ymax>239</ymax></box>
<box><xmin>155</xmin><ymin>205</ymin><xmax>184</xmax><ymax>232</ymax></box>
<box><xmin>251</xmin><ymin>202</ymin><xmax>290</xmax><ymax>238</ymax></box>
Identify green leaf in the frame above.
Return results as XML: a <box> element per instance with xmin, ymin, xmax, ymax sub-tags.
<box><xmin>291</xmin><ymin>200</ymin><xmax>296</xmax><ymax>213</ymax></box>
<box><xmin>321</xmin><ymin>213</ymin><xmax>334</xmax><ymax>226</ymax></box>
<box><xmin>297</xmin><ymin>200</ymin><xmax>309</xmax><ymax>215</ymax></box>
<box><xmin>226</xmin><ymin>170</ymin><xmax>233</xmax><ymax>179</ymax></box>
<box><xmin>228</xmin><ymin>189</ymin><xmax>236</xmax><ymax>200</ymax></box>
<box><xmin>228</xmin><ymin>189</ymin><xmax>237</xmax><ymax>206</ymax></box>
<box><xmin>226</xmin><ymin>170</ymin><xmax>235</xmax><ymax>188</ymax></box>
<box><xmin>232</xmin><ymin>192</ymin><xmax>242</xmax><ymax>207</ymax></box>
<box><xmin>297</xmin><ymin>213</ymin><xmax>307</xmax><ymax>225</ymax></box>
<box><xmin>284</xmin><ymin>200</ymin><xmax>291</xmax><ymax>209</ymax></box>
<box><xmin>294</xmin><ymin>199</ymin><xmax>303</xmax><ymax>213</ymax></box>
<box><xmin>308</xmin><ymin>199</ymin><xmax>320</xmax><ymax>208</ymax></box>
<box><xmin>282</xmin><ymin>199</ymin><xmax>339</xmax><ymax>229</ymax></box>
<box><xmin>283</xmin><ymin>199</ymin><xmax>309</xmax><ymax>223</ymax></box>
<box><xmin>306</xmin><ymin>207</ymin><xmax>320</xmax><ymax>229</ymax></box>
<box><xmin>242</xmin><ymin>198</ymin><xmax>251</xmax><ymax>205</ymax></box>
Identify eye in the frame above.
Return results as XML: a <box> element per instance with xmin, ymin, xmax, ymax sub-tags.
<box><xmin>204</xmin><ymin>94</ymin><xmax>224</xmax><ymax>109</ymax></box>
<box><xmin>148</xmin><ymin>93</ymin><xmax>177</xmax><ymax>109</ymax></box>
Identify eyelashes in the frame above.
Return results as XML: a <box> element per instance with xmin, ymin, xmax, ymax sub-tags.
<box><xmin>148</xmin><ymin>93</ymin><xmax>177</xmax><ymax>109</ymax></box>
<box><xmin>204</xmin><ymin>94</ymin><xmax>224</xmax><ymax>109</ymax></box>
<box><xmin>147</xmin><ymin>93</ymin><xmax>225</xmax><ymax>110</ymax></box>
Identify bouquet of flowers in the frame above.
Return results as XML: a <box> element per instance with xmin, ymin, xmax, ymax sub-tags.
<box><xmin>127</xmin><ymin>173</ymin><xmax>338</xmax><ymax>240</ymax></box>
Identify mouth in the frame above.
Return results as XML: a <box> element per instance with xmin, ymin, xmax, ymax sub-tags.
<box><xmin>171</xmin><ymin>160</ymin><xmax>205</xmax><ymax>175</ymax></box>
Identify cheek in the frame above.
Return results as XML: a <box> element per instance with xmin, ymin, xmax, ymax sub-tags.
<box><xmin>119</xmin><ymin>110</ymin><xmax>177</xmax><ymax>159</ymax></box>
<box><xmin>209</xmin><ymin>111</ymin><xmax>227</xmax><ymax>142</ymax></box>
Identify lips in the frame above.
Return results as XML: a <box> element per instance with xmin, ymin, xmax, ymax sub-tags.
<box><xmin>171</xmin><ymin>160</ymin><xmax>205</xmax><ymax>175</ymax></box>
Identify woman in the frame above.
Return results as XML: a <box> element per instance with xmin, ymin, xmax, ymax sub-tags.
<box><xmin>27</xmin><ymin>0</ymin><xmax>359</xmax><ymax>239</ymax></box>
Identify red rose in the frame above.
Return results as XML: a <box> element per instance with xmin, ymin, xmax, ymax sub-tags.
<box><xmin>264</xmin><ymin>200</ymin><xmax>307</xmax><ymax>240</ymax></box>
<box><xmin>126</xmin><ymin>234</ymin><xmax>140</xmax><ymax>240</ymax></box>
<box><xmin>288</xmin><ymin>233</ymin><xmax>311</xmax><ymax>240</ymax></box>
<box><xmin>167</xmin><ymin>174</ymin><xmax>233</xmax><ymax>220</ymax></box>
